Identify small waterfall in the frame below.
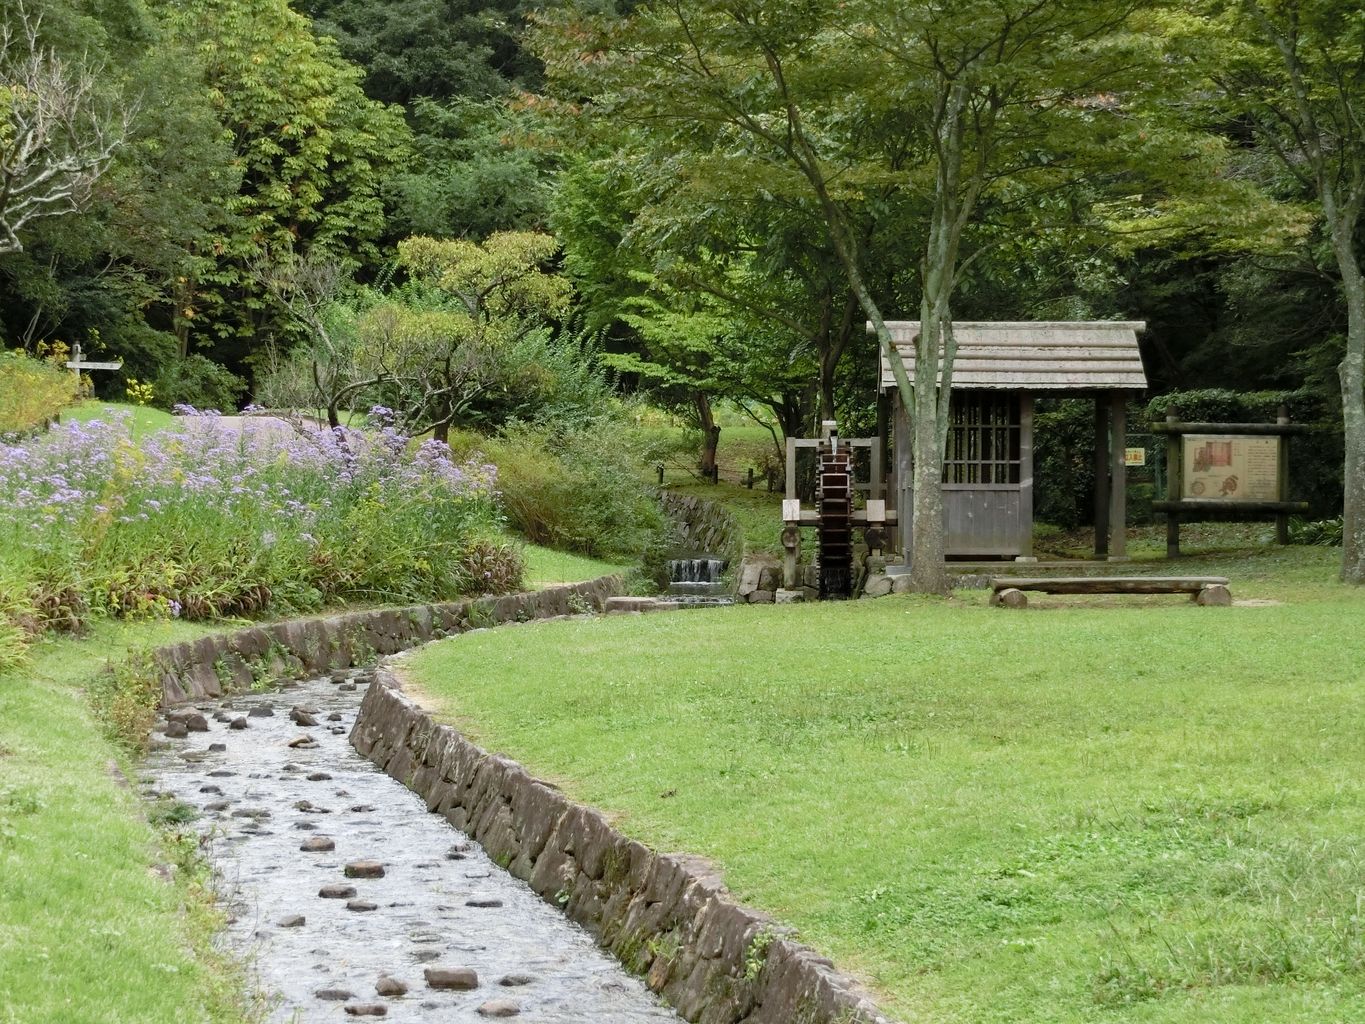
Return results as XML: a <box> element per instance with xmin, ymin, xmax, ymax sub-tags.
<box><xmin>665</xmin><ymin>556</ymin><xmax>733</xmax><ymax>606</ymax></box>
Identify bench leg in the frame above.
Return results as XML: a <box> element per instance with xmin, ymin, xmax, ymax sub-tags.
<box><xmin>992</xmin><ymin>588</ymin><xmax>1028</xmax><ymax>609</ymax></box>
<box><xmin>1196</xmin><ymin>584</ymin><xmax>1232</xmax><ymax>606</ymax></box>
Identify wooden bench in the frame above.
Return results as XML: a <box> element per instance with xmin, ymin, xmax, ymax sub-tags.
<box><xmin>989</xmin><ymin>576</ymin><xmax>1231</xmax><ymax>608</ymax></box>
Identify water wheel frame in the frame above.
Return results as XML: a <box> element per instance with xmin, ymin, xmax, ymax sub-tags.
<box><xmin>817</xmin><ymin>444</ymin><xmax>853</xmax><ymax>598</ymax></box>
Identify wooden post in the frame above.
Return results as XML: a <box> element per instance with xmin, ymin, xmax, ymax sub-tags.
<box><xmin>1276</xmin><ymin>404</ymin><xmax>1291</xmax><ymax>545</ymax></box>
<box><xmin>1093</xmin><ymin>395</ymin><xmax>1110</xmax><ymax>558</ymax></box>
<box><xmin>746</xmin><ymin>467</ymin><xmax>755</xmax><ymax>489</ymax></box>
<box><xmin>1108</xmin><ymin>393</ymin><xmax>1128</xmax><ymax>561</ymax></box>
<box><xmin>1165</xmin><ymin>414</ymin><xmax>1181</xmax><ymax>558</ymax></box>
<box><xmin>894</xmin><ymin>400</ymin><xmax>913</xmax><ymax>565</ymax></box>
<box><xmin>1019</xmin><ymin>394</ymin><xmax>1034</xmax><ymax>558</ymax></box>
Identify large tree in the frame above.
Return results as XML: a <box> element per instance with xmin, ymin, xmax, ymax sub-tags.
<box><xmin>535</xmin><ymin>0</ymin><xmax>1209</xmax><ymax>592</ymax></box>
<box><xmin>1195</xmin><ymin>0</ymin><xmax>1365</xmax><ymax>582</ymax></box>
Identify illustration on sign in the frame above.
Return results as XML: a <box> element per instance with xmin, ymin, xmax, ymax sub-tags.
<box><xmin>1182</xmin><ymin>435</ymin><xmax>1280</xmax><ymax>501</ymax></box>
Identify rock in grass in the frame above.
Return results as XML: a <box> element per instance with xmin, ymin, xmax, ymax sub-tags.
<box><xmin>344</xmin><ymin>860</ymin><xmax>385</xmax><ymax>879</ymax></box>
<box><xmin>425</xmin><ymin>967</ymin><xmax>478</xmax><ymax>991</ymax></box>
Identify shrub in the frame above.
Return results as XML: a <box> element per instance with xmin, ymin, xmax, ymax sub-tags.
<box><xmin>153</xmin><ymin>355</ymin><xmax>248</xmax><ymax>412</ymax></box>
<box><xmin>484</xmin><ymin>421</ymin><xmax>670</xmax><ymax>562</ymax></box>
<box><xmin>0</xmin><ymin>350</ymin><xmax>80</xmax><ymax>434</ymax></box>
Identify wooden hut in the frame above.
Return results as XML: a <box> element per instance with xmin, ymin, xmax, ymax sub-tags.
<box><xmin>878</xmin><ymin>321</ymin><xmax>1148</xmax><ymax>561</ymax></box>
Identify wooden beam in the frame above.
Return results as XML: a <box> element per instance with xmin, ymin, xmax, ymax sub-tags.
<box><xmin>1150</xmin><ymin>421</ymin><xmax>1315</xmax><ymax>435</ymax></box>
<box><xmin>1276</xmin><ymin>404</ymin><xmax>1291</xmax><ymax>545</ymax></box>
<box><xmin>1019</xmin><ymin>394</ymin><xmax>1034</xmax><ymax>558</ymax></box>
<box><xmin>1153</xmin><ymin>500</ymin><xmax>1309</xmax><ymax>514</ymax></box>
<box><xmin>1108</xmin><ymin>393</ymin><xmax>1128</xmax><ymax>561</ymax></box>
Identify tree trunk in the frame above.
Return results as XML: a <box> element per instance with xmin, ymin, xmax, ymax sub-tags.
<box><xmin>1329</xmin><ymin>205</ymin><xmax>1365</xmax><ymax>583</ymax></box>
<box><xmin>694</xmin><ymin>391</ymin><xmax>720</xmax><ymax>477</ymax></box>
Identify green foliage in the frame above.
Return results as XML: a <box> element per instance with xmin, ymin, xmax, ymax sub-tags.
<box><xmin>1288</xmin><ymin>516</ymin><xmax>1344</xmax><ymax>547</ymax></box>
<box><xmin>153</xmin><ymin>354</ymin><xmax>247</xmax><ymax>412</ymax></box>
<box><xmin>484</xmin><ymin>421</ymin><xmax>671</xmax><ymax>563</ymax></box>
<box><xmin>0</xmin><ymin>350</ymin><xmax>79</xmax><ymax>433</ymax></box>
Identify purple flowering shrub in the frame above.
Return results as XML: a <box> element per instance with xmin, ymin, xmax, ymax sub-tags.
<box><xmin>0</xmin><ymin>411</ymin><xmax>523</xmax><ymax>665</ymax></box>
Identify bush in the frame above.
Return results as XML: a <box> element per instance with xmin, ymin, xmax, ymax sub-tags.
<box><xmin>0</xmin><ymin>350</ymin><xmax>80</xmax><ymax>435</ymax></box>
<box><xmin>484</xmin><ymin>421</ymin><xmax>670</xmax><ymax>563</ymax></box>
<box><xmin>154</xmin><ymin>354</ymin><xmax>248</xmax><ymax>412</ymax></box>
<box><xmin>0</xmin><ymin>411</ymin><xmax>522</xmax><ymax>663</ymax></box>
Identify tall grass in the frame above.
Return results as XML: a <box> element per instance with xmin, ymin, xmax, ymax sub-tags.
<box><xmin>0</xmin><ymin>409</ymin><xmax>523</xmax><ymax>669</ymax></box>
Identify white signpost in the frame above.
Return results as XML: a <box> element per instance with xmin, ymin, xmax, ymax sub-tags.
<box><xmin>64</xmin><ymin>341</ymin><xmax>123</xmax><ymax>386</ymax></box>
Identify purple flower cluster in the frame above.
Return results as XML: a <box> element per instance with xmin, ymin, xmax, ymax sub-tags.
<box><xmin>0</xmin><ymin>412</ymin><xmax>498</xmax><ymax>552</ymax></box>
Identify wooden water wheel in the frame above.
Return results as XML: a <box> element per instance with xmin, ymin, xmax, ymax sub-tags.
<box><xmin>817</xmin><ymin>445</ymin><xmax>853</xmax><ymax>598</ymax></box>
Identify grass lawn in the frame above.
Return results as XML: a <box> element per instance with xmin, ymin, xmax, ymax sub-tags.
<box><xmin>64</xmin><ymin>399</ymin><xmax>176</xmax><ymax>439</ymax></box>
<box><xmin>0</xmin><ymin>618</ymin><xmax>253</xmax><ymax>1024</ymax></box>
<box><xmin>522</xmin><ymin>545</ymin><xmax>630</xmax><ymax>587</ymax></box>
<box><xmin>403</xmin><ymin>544</ymin><xmax>1365</xmax><ymax>1023</ymax></box>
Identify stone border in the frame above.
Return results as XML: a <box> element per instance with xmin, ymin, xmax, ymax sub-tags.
<box><xmin>154</xmin><ymin>576</ymin><xmax>624</xmax><ymax>707</ymax></box>
<box><xmin>352</xmin><ymin>664</ymin><xmax>895</xmax><ymax>1024</ymax></box>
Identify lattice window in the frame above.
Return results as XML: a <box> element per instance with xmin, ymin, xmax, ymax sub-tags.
<box><xmin>944</xmin><ymin>393</ymin><xmax>1021</xmax><ymax>485</ymax></box>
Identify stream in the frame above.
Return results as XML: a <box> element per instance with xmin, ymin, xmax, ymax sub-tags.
<box><xmin>143</xmin><ymin>668</ymin><xmax>681</xmax><ymax>1023</ymax></box>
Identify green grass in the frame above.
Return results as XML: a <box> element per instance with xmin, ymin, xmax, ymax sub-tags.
<box><xmin>0</xmin><ymin>619</ymin><xmax>254</xmax><ymax>1024</ymax></box>
<box><xmin>522</xmin><ymin>545</ymin><xmax>629</xmax><ymax>586</ymax></box>
<box><xmin>405</xmin><ymin>544</ymin><xmax>1365</xmax><ymax>1023</ymax></box>
<box><xmin>64</xmin><ymin>399</ymin><xmax>176</xmax><ymax>439</ymax></box>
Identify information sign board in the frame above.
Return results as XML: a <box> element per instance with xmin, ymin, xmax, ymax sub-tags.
<box><xmin>1181</xmin><ymin>435</ymin><xmax>1280</xmax><ymax>501</ymax></box>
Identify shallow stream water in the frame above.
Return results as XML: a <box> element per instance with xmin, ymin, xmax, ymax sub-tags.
<box><xmin>143</xmin><ymin>670</ymin><xmax>681</xmax><ymax>1023</ymax></box>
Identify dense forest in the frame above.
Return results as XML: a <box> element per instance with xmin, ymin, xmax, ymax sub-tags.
<box><xmin>2</xmin><ymin>0</ymin><xmax>1362</xmax><ymax>579</ymax></box>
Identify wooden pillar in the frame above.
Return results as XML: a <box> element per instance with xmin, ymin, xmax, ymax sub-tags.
<box><xmin>1093</xmin><ymin>395</ymin><xmax>1110</xmax><ymax>558</ymax></box>
<box><xmin>1108</xmin><ymin>392</ymin><xmax>1128</xmax><ymax>561</ymax></box>
<box><xmin>1165</xmin><ymin>414</ymin><xmax>1181</xmax><ymax>558</ymax></box>
<box><xmin>874</xmin><ymin>389</ymin><xmax>890</xmax><ymax>502</ymax></box>
<box><xmin>1276</xmin><ymin>404</ymin><xmax>1291</xmax><ymax>544</ymax></box>
<box><xmin>1019</xmin><ymin>394</ymin><xmax>1034</xmax><ymax>557</ymax></box>
<box><xmin>894</xmin><ymin>399</ymin><xmax>913</xmax><ymax>565</ymax></box>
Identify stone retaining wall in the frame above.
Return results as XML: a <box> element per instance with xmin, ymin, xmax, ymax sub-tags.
<box><xmin>154</xmin><ymin>576</ymin><xmax>623</xmax><ymax>707</ymax></box>
<box><xmin>659</xmin><ymin>491</ymin><xmax>745</xmax><ymax>567</ymax></box>
<box><xmin>352</xmin><ymin>665</ymin><xmax>893</xmax><ymax>1024</ymax></box>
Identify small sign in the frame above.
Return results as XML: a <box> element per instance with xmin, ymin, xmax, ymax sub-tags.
<box><xmin>65</xmin><ymin>360</ymin><xmax>123</xmax><ymax>371</ymax></box>
<box><xmin>865</xmin><ymin>499</ymin><xmax>886</xmax><ymax>522</ymax></box>
<box><xmin>782</xmin><ymin>499</ymin><xmax>801</xmax><ymax>523</ymax></box>
<box><xmin>1124</xmin><ymin>447</ymin><xmax>1146</xmax><ymax>467</ymax></box>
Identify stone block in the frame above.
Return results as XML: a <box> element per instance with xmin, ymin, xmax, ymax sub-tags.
<box><xmin>862</xmin><ymin>574</ymin><xmax>893</xmax><ymax>598</ymax></box>
<box><xmin>746</xmin><ymin>589</ymin><xmax>774</xmax><ymax>604</ymax></box>
<box><xmin>774</xmin><ymin>589</ymin><xmax>804</xmax><ymax>604</ymax></box>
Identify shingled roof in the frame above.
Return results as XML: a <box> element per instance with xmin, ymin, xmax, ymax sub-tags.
<box><xmin>876</xmin><ymin>320</ymin><xmax>1147</xmax><ymax>392</ymax></box>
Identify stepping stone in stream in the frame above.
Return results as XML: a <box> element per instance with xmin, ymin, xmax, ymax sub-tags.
<box><xmin>477</xmin><ymin>1000</ymin><xmax>521</xmax><ymax>1018</ymax></box>
<box><xmin>288</xmin><ymin>734</ymin><xmax>317</xmax><ymax>748</ymax></box>
<box><xmin>247</xmin><ymin>706</ymin><xmax>274</xmax><ymax>718</ymax></box>
<box><xmin>319</xmin><ymin>884</ymin><xmax>357</xmax><ymax>899</ymax></box>
<box><xmin>208</xmin><ymin>743</ymin><xmax>226</xmax><ymax>752</ymax></box>
<box><xmin>279</xmin><ymin>915</ymin><xmax>306</xmax><ymax>928</ymax></box>
<box><xmin>229</xmin><ymin>717</ymin><xmax>249</xmax><ymax>730</ymax></box>
<box><xmin>346</xmin><ymin>899</ymin><xmax>378</xmax><ymax>912</ymax></box>
<box><xmin>290</xmin><ymin>709</ymin><xmax>319</xmax><ymax>726</ymax></box>
<box><xmin>338</xmin><ymin>682</ymin><xmax>356</xmax><ymax>692</ymax></box>
<box><xmin>315</xmin><ymin>988</ymin><xmax>354</xmax><ymax>1001</ymax></box>
<box><xmin>328</xmin><ymin>712</ymin><xmax>343</xmax><ymax>721</ymax></box>
<box><xmin>498</xmin><ymin>975</ymin><xmax>535</xmax><ymax>988</ymax></box>
<box><xmin>163</xmin><ymin>720</ymin><xmax>188</xmax><ymax>738</ymax></box>
<box><xmin>375</xmin><ymin>976</ymin><xmax>409</xmax><ymax>997</ymax></box>
<box><xmin>200</xmin><ymin>785</ymin><xmax>222</xmax><ymax>795</ymax></box>
<box><xmin>425</xmin><ymin>967</ymin><xmax>478</xmax><ymax>991</ymax></box>
<box><xmin>466</xmin><ymin>898</ymin><xmax>503</xmax><ymax>909</ymax></box>
<box><xmin>307</xmin><ymin>772</ymin><xmax>332</xmax><ymax>782</ymax></box>
<box><xmin>300</xmin><ymin>836</ymin><xmax>335</xmax><ymax>852</ymax></box>
<box><xmin>344</xmin><ymin>860</ymin><xmax>385</xmax><ymax>879</ymax></box>
<box><xmin>344</xmin><ymin>1005</ymin><xmax>387</xmax><ymax>1017</ymax></box>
